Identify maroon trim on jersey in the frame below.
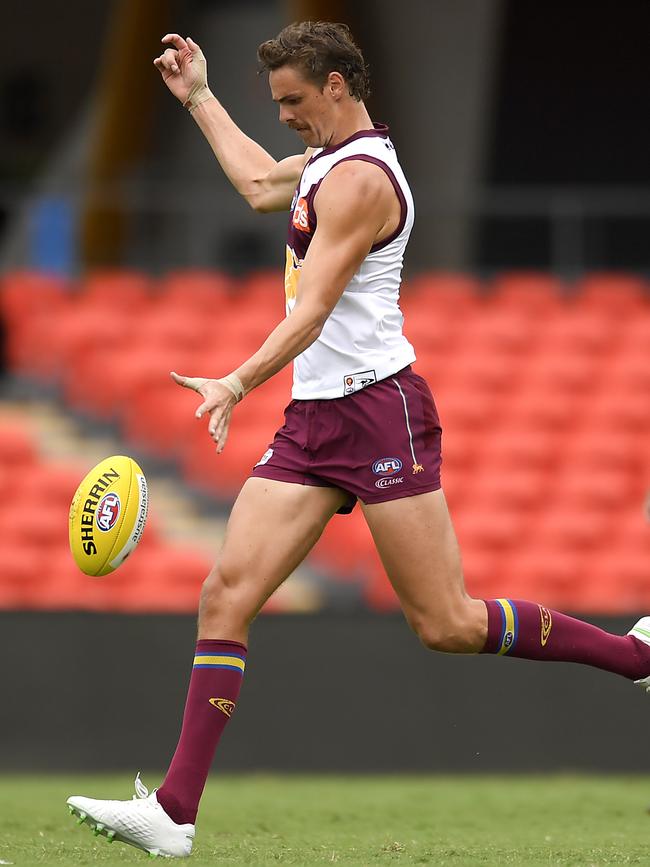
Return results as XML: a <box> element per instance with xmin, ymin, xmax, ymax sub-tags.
<box><xmin>286</xmin><ymin>149</ymin><xmax>407</xmax><ymax>260</ymax></box>
<box><xmin>331</xmin><ymin>155</ymin><xmax>408</xmax><ymax>252</ymax></box>
<box><xmin>287</xmin><ymin>175</ymin><xmax>322</xmax><ymax>259</ymax></box>
<box><xmin>307</xmin><ymin>123</ymin><xmax>390</xmax><ymax>165</ymax></box>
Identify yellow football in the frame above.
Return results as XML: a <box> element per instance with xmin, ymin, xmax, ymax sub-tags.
<box><xmin>68</xmin><ymin>455</ymin><xmax>149</xmax><ymax>576</ymax></box>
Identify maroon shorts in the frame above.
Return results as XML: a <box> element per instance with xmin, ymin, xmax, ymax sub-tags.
<box><xmin>250</xmin><ymin>366</ymin><xmax>442</xmax><ymax>514</ymax></box>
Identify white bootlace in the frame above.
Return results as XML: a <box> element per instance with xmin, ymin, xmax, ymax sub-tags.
<box><xmin>133</xmin><ymin>772</ymin><xmax>150</xmax><ymax>800</ymax></box>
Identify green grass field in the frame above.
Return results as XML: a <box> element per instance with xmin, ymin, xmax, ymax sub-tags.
<box><xmin>1</xmin><ymin>774</ymin><xmax>650</xmax><ymax>866</ymax></box>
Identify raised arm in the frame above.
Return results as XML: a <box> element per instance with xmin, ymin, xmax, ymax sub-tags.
<box><xmin>154</xmin><ymin>34</ymin><xmax>309</xmax><ymax>212</ymax></box>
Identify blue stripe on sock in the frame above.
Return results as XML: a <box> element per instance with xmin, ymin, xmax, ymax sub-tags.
<box><xmin>193</xmin><ymin>663</ymin><xmax>245</xmax><ymax>672</ymax></box>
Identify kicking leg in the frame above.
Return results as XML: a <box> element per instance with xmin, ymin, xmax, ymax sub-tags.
<box><xmin>156</xmin><ymin>477</ymin><xmax>347</xmax><ymax>826</ymax></box>
<box><xmin>362</xmin><ymin>489</ymin><xmax>650</xmax><ymax>680</ymax></box>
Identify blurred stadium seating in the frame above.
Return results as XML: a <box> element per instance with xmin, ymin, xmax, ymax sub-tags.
<box><xmin>1</xmin><ymin>268</ymin><xmax>648</xmax><ymax>614</ymax></box>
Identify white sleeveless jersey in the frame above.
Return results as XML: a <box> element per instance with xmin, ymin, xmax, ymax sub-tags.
<box><xmin>284</xmin><ymin>123</ymin><xmax>416</xmax><ymax>399</ymax></box>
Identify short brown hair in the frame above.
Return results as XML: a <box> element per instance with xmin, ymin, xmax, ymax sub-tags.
<box><xmin>257</xmin><ymin>21</ymin><xmax>370</xmax><ymax>102</ymax></box>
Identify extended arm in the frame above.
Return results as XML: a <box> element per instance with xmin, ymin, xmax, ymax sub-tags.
<box><xmin>172</xmin><ymin>161</ymin><xmax>397</xmax><ymax>449</ymax></box>
<box><xmin>154</xmin><ymin>33</ymin><xmax>309</xmax><ymax>212</ymax></box>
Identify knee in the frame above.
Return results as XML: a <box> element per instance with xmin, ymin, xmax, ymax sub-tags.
<box><xmin>198</xmin><ymin>563</ymin><xmax>253</xmax><ymax>627</ymax></box>
<box><xmin>412</xmin><ymin>600</ymin><xmax>486</xmax><ymax>654</ymax></box>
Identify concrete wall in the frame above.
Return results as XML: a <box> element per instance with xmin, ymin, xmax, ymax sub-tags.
<box><xmin>1</xmin><ymin>612</ymin><xmax>647</xmax><ymax>773</ymax></box>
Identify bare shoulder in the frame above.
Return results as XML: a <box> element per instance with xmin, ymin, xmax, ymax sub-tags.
<box><xmin>314</xmin><ymin>158</ymin><xmax>395</xmax><ymax>214</ymax></box>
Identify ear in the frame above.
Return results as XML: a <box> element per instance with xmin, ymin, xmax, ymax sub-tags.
<box><xmin>326</xmin><ymin>71</ymin><xmax>346</xmax><ymax>100</ymax></box>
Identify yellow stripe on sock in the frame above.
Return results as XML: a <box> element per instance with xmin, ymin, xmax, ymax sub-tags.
<box><xmin>497</xmin><ymin>598</ymin><xmax>516</xmax><ymax>655</ymax></box>
<box><xmin>193</xmin><ymin>655</ymin><xmax>246</xmax><ymax>671</ymax></box>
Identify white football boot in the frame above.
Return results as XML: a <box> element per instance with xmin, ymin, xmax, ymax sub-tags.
<box><xmin>67</xmin><ymin>773</ymin><xmax>194</xmax><ymax>858</ymax></box>
<box><xmin>627</xmin><ymin>617</ymin><xmax>650</xmax><ymax>694</ymax></box>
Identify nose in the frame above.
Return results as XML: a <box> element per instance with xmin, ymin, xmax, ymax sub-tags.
<box><xmin>279</xmin><ymin>104</ymin><xmax>294</xmax><ymax>124</ymax></box>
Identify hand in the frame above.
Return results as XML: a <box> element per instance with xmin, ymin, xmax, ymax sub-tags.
<box><xmin>153</xmin><ymin>34</ymin><xmax>211</xmax><ymax>109</ymax></box>
<box><xmin>171</xmin><ymin>371</ymin><xmax>237</xmax><ymax>453</ymax></box>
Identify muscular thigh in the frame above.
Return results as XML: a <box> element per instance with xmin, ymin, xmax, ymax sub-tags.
<box><xmin>210</xmin><ymin>477</ymin><xmax>346</xmax><ymax>615</ymax></box>
<box><xmin>361</xmin><ymin>488</ymin><xmax>469</xmax><ymax>621</ymax></box>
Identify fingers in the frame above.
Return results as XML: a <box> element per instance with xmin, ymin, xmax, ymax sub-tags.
<box><xmin>170</xmin><ymin>371</ymin><xmax>234</xmax><ymax>449</ymax></box>
<box><xmin>154</xmin><ymin>48</ymin><xmax>179</xmax><ymax>75</ymax></box>
<box><xmin>170</xmin><ymin>371</ymin><xmax>209</xmax><ymax>392</ymax></box>
<box><xmin>161</xmin><ymin>33</ymin><xmax>188</xmax><ymax>52</ymax></box>
<box><xmin>195</xmin><ymin>400</ymin><xmax>210</xmax><ymax>420</ymax></box>
<box><xmin>208</xmin><ymin>407</ymin><xmax>232</xmax><ymax>453</ymax></box>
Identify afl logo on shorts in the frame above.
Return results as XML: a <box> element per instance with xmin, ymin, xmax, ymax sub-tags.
<box><xmin>372</xmin><ymin>457</ymin><xmax>403</xmax><ymax>475</ymax></box>
<box><xmin>96</xmin><ymin>492</ymin><xmax>121</xmax><ymax>532</ymax></box>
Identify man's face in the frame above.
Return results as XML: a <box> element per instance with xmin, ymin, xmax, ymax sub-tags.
<box><xmin>269</xmin><ymin>65</ymin><xmax>338</xmax><ymax>148</ymax></box>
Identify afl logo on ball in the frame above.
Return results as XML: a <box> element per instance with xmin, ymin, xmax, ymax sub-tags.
<box><xmin>372</xmin><ymin>457</ymin><xmax>403</xmax><ymax>475</ymax></box>
<box><xmin>96</xmin><ymin>493</ymin><xmax>121</xmax><ymax>532</ymax></box>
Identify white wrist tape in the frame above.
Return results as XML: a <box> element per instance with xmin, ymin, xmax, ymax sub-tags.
<box><xmin>184</xmin><ymin>85</ymin><xmax>214</xmax><ymax>113</ymax></box>
<box><xmin>216</xmin><ymin>373</ymin><xmax>245</xmax><ymax>403</ymax></box>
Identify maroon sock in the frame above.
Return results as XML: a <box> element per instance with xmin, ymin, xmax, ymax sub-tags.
<box><xmin>156</xmin><ymin>639</ymin><xmax>246</xmax><ymax>825</ymax></box>
<box><xmin>481</xmin><ymin>598</ymin><xmax>650</xmax><ymax>680</ymax></box>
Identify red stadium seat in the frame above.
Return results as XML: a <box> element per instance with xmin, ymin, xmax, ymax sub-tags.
<box><xmin>553</xmin><ymin>467</ymin><xmax>636</xmax><ymax>512</ymax></box>
<box><xmin>438</xmin><ymin>428</ymin><xmax>484</xmax><ymax>474</ymax></box>
<box><xmin>586</xmin><ymin>389</ymin><xmax>650</xmax><ymax>433</ymax></box>
<box><xmin>435</xmin><ymin>389</ymin><xmax>495</xmax><ymax>431</ymax></box>
<box><xmin>480</xmin><ymin>426</ymin><xmax>559</xmax><ymax>472</ymax></box>
<box><xmin>585</xmin><ymin>550</ymin><xmax>650</xmax><ymax>613</ymax></box>
<box><xmin>522</xmin><ymin>351</ymin><xmax>605</xmax><ymax>395</ymax></box>
<box><xmin>64</xmin><ymin>346</ymin><xmax>197</xmax><ymax>420</ymax></box>
<box><xmin>363</xmin><ymin>559</ymin><xmax>400</xmax><ymax>612</ymax></box>
<box><xmin>122</xmin><ymin>385</ymin><xmax>197</xmax><ymax>457</ymax></box>
<box><xmin>237</xmin><ymin>270</ymin><xmax>286</xmax><ymax>315</ymax></box>
<box><xmin>0</xmin><ymin>547</ymin><xmax>47</xmax><ymax>608</ymax></box>
<box><xmin>573</xmin><ymin>273</ymin><xmax>649</xmax><ymax>315</ymax></box>
<box><xmin>0</xmin><ymin>507</ymin><xmax>68</xmax><ymax>549</ymax></box>
<box><xmin>618</xmin><ymin>315</ymin><xmax>650</xmax><ymax>352</ymax></box>
<box><xmin>0</xmin><ymin>271</ymin><xmax>69</xmax><ymax>327</ymax></box>
<box><xmin>506</xmin><ymin>387</ymin><xmax>586</xmax><ymax>433</ymax></box>
<box><xmin>0</xmin><ymin>424</ymin><xmax>38</xmax><ymax>466</ymax></box>
<box><xmin>457</xmin><ymin>308</ymin><xmax>539</xmax><ymax>358</ymax></box>
<box><xmin>137</xmin><ymin>307</ymin><xmax>216</xmax><ymax>353</ymax></box>
<box><xmin>469</xmin><ymin>466</ymin><xmax>549</xmax><ymax>512</ymax></box>
<box><xmin>460</xmin><ymin>548</ymin><xmax>502</xmax><ymax>599</ymax></box>
<box><xmin>402</xmin><ymin>313</ymin><xmax>461</xmax><ymax>359</ymax></box>
<box><xmin>535</xmin><ymin>507</ymin><xmax>610</xmax><ymax>551</ymax></box>
<box><xmin>500</xmin><ymin>548</ymin><xmax>589</xmax><ymax>611</ymax></box>
<box><xmin>41</xmin><ymin>308</ymin><xmax>137</xmax><ymax>379</ymax></box>
<box><xmin>402</xmin><ymin>272</ymin><xmax>483</xmax><ymax>317</ymax></box>
<box><xmin>453</xmin><ymin>504</ymin><xmax>529</xmax><ymax>552</ymax></box>
<box><xmin>538</xmin><ymin>309</ymin><xmax>622</xmax><ymax>357</ymax></box>
<box><xmin>181</xmin><ymin>425</ymin><xmax>272</xmax><ymax>497</ymax></box>
<box><xmin>565</xmin><ymin>429</ymin><xmax>645</xmax><ymax>474</ymax></box>
<box><xmin>434</xmin><ymin>351</ymin><xmax>519</xmax><ymax>396</ymax></box>
<box><xmin>602</xmin><ymin>346</ymin><xmax>650</xmax><ymax>392</ymax></box>
<box><xmin>79</xmin><ymin>270</ymin><xmax>154</xmax><ymax>312</ymax></box>
<box><xmin>489</xmin><ymin>271</ymin><xmax>566</xmax><ymax>318</ymax></box>
<box><xmin>157</xmin><ymin>269</ymin><xmax>234</xmax><ymax>312</ymax></box>
<box><xmin>310</xmin><ymin>510</ymin><xmax>376</xmax><ymax>577</ymax></box>
<box><xmin>103</xmin><ymin>547</ymin><xmax>210</xmax><ymax>613</ymax></box>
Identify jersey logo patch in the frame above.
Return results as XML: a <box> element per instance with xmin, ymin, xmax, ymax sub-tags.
<box><xmin>292</xmin><ymin>197</ymin><xmax>310</xmax><ymax>233</ymax></box>
<box><xmin>343</xmin><ymin>370</ymin><xmax>377</xmax><ymax>395</ymax></box>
